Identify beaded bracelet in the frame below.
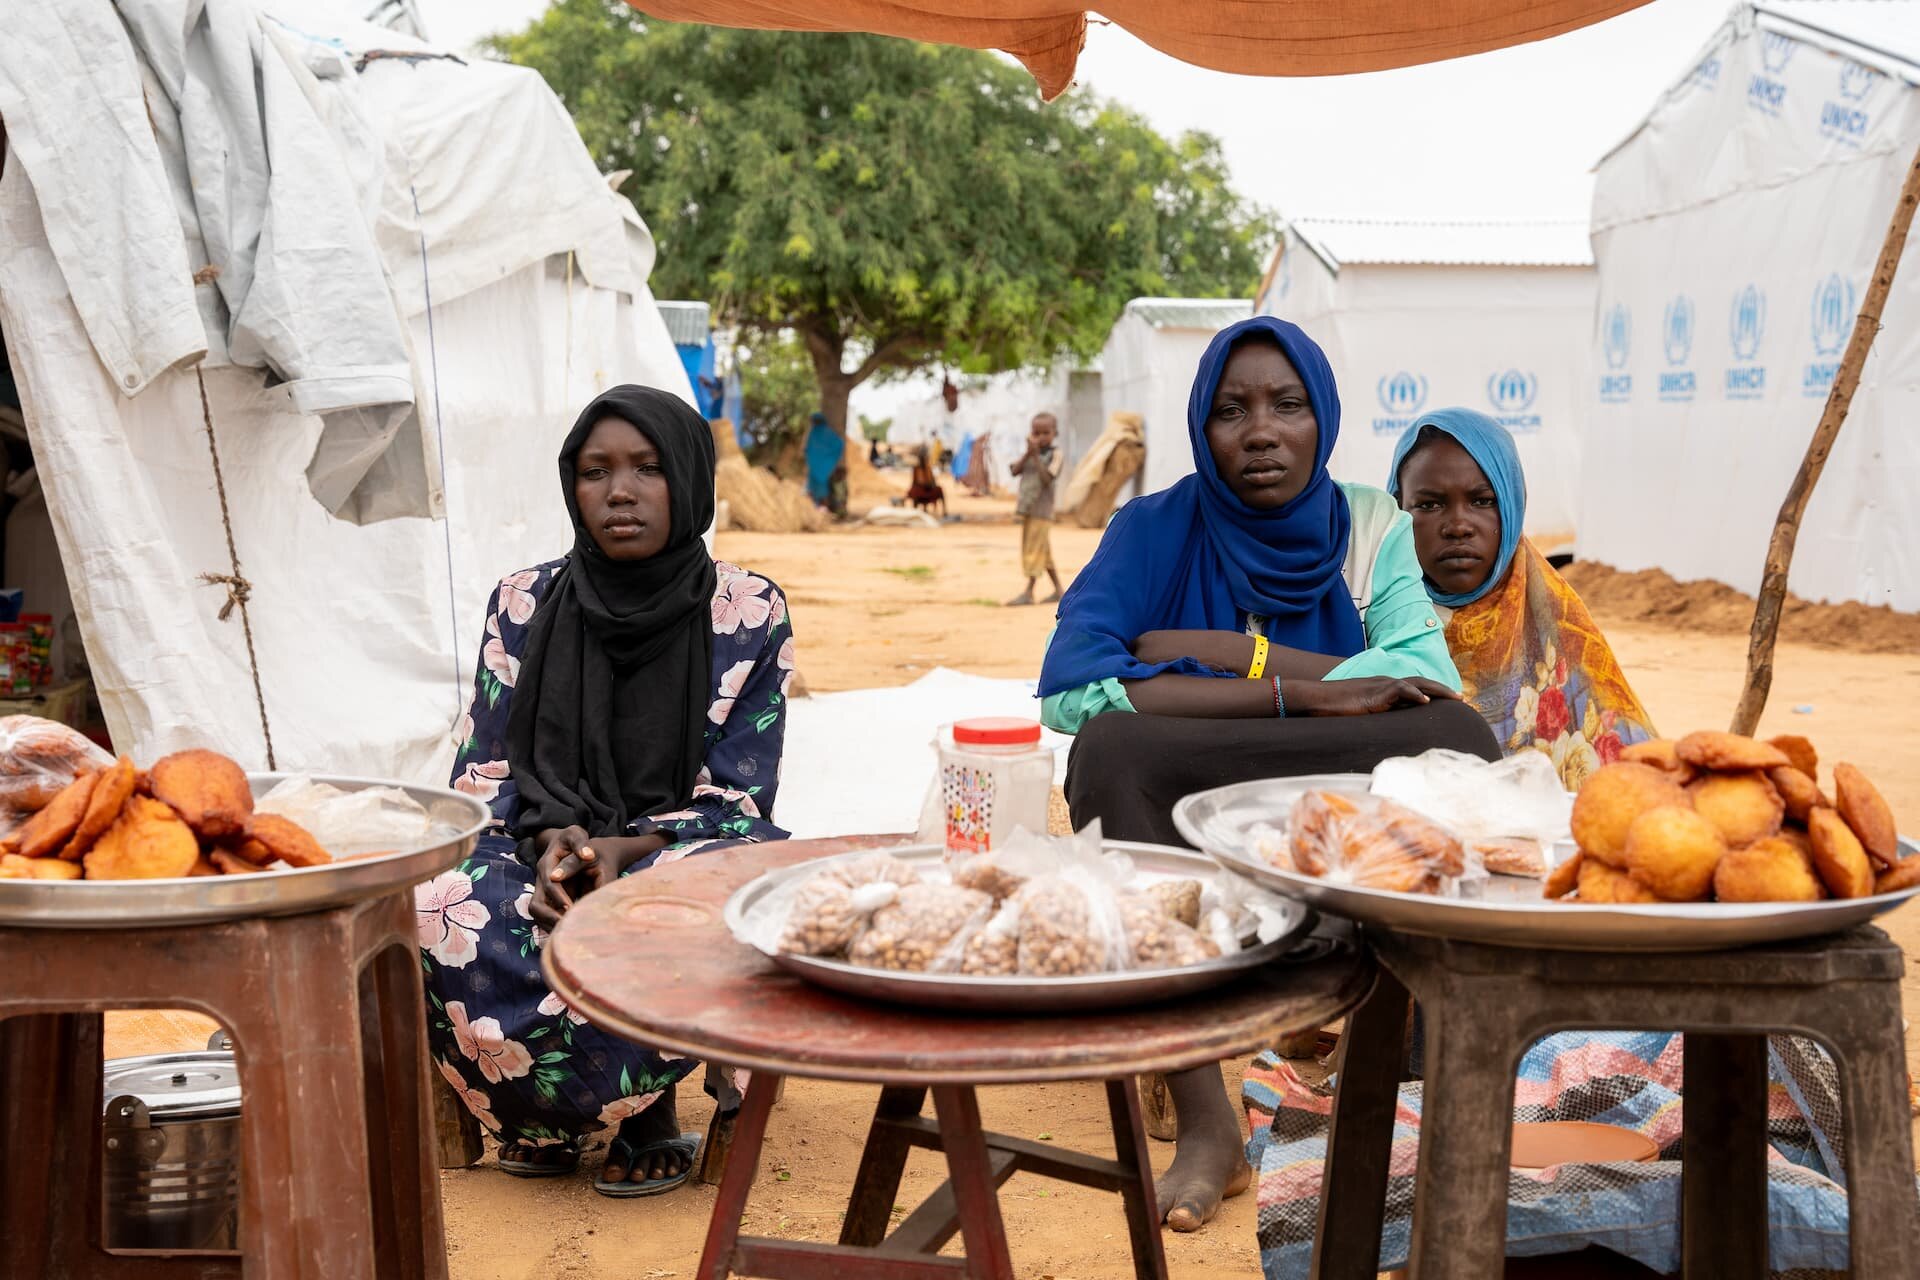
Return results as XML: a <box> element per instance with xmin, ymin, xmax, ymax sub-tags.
<box><xmin>1271</xmin><ymin>675</ymin><xmax>1287</xmax><ymax>718</ymax></box>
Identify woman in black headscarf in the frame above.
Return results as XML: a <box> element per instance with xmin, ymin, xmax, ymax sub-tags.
<box><xmin>419</xmin><ymin>386</ymin><xmax>795</xmax><ymax>1197</ymax></box>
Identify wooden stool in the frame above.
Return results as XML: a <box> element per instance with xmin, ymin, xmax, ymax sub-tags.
<box><xmin>1314</xmin><ymin>925</ymin><xmax>1919</xmax><ymax>1280</ymax></box>
<box><xmin>0</xmin><ymin>892</ymin><xmax>446</xmax><ymax>1279</ymax></box>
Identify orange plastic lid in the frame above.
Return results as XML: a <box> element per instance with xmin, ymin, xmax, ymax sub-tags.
<box><xmin>1511</xmin><ymin>1121</ymin><xmax>1659</xmax><ymax>1171</ymax></box>
<box><xmin>952</xmin><ymin>717</ymin><xmax>1042</xmax><ymax>746</ymax></box>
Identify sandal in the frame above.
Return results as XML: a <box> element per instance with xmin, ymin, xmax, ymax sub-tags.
<box><xmin>593</xmin><ymin>1131</ymin><xmax>702</xmax><ymax>1199</ymax></box>
<box><xmin>498</xmin><ymin>1140</ymin><xmax>580</xmax><ymax>1178</ymax></box>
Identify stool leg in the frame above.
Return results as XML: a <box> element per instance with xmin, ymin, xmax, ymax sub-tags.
<box><xmin>1104</xmin><ymin>1077</ymin><xmax>1171</xmax><ymax>1280</ymax></box>
<box><xmin>1</xmin><ymin>1013</ymin><xmax>94</xmax><ymax>1279</ymax></box>
<box><xmin>930</xmin><ymin>1086</ymin><xmax>1016</xmax><ymax>1280</ymax></box>
<box><xmin>1312</xmin><ymin>966</ymin><xmax>1412</xmax><ymax>1280</ymax></box>
<box><xmin>1138</xmin><ymin>1072</ymin><xmax>1177</xmax><ymax>1141</ymax></box>
<box><xmin>1681</xmin><ymin>1033</ymin><xmax>1768</xmax><ymax>1279</ymax></box>
<box><xmin>1406</xmin><ymin>1001</ymin><xmax>1515</xmax><ymax>1280</ymax></box>
<box><xmin>1830</xmin><ymin>1012</ymin><xmax>1920</xmax><ymax>1279</ymax></box>
<box><xmin>361</xmin><ymin>937</ymin><xmax>449</xmax><ymax>1280</ymax></box>
<box><xmin>839</xmin><ymin>1085</ymin><xmax>930</xmax><ymax>1246</ymax></box>
<box><xmin>696</xmin><ymin>1070</ymin><xmax>780</xmax><ymax>1280</ymax></box>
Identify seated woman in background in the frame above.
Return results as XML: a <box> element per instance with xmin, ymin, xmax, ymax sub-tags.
<box><xmin>420</xmin><ymin>385</ymin><xmax>794</xmax><ymax>1199</ymax></box>
<box><xmin>907</xmin><ymin>445</ymin><xmax>948</xmax><ymax>516</ymax></box>
<box><xmin>1387</xmin><ymin>408</ymin><xmax>1654</xmax><ymax>786</ymax></box>
<box><xmin>1039</xmin><ymin>316</ymin><xmax>1500</xmax><ymax>1231</ymax></box>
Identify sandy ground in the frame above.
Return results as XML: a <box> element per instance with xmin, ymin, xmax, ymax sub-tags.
<box><xmin>108</xmin><ymin>497</ymin><xmax>1920</xmax><ymax>1280</ymax></box>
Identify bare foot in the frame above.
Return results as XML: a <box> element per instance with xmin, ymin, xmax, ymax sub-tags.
<box><xmin>1157</xmin><ymin>1064</ymin><xmax>1252</xmax><ymax>1231</ymax></box>
<box><xmin>1006</xmin><ymin>592</ymin><xmax>1035</xmax><ymax>607</ymax></box>
<box><xmin>1040</xmin><ymin>590</ymin><xmax>1062</xmax><ymax>604</ymax></box>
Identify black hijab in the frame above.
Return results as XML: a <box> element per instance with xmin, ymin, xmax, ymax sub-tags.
<box><xmin>505</xmin><ymin>385</ymin><xmax>718</xmax><ymax>865</ymax></box>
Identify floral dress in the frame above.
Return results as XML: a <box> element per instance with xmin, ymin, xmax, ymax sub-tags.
<box><xmin>416</xmin><ymin>559</ymin><xmax>793</xmax><ymax>1148</ymax></box>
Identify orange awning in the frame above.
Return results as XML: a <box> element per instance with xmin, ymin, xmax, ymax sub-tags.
<box><xmin>626</xmin><ymin>2</ymin><xmax>1654</xmax><ymax>99</ymax></box>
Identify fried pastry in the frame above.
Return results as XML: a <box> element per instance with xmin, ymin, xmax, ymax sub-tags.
<box><xmin>0</xmin><ymin>852</ymin><xmax>81</xmax><ymax>880</ymax></box>
<box><xmin>1767</xmin><ymin>766</ymin><xmax>1829</xmax><ymax>824</ymax></box>
<box><xmin>1575</xmin><ymin>856</ymin><xmax>1662</xmax><ymax>904</ymax></box>
<box><xmin>1766</xmin><ymin>735</ymin><xmax>1818</xmax><ymax>780</ymax></box>
<box><xmin>10</xmin><ymin>772</ymin><xmax>98</xmax><ymax>860</ymax></box>
<box><xmin>1687</xmin><ymin>773</ymin><xmax>1784</xmax><ymax>848</ymax></box>
<box><xmin>1873</xmin><ymin>857</ymin><xmax>1920</xmax><ymax>896</ymax></box>
<box><xmin>1832</xmin><ymin>763</ymin><xmax>1898</xmax><ymax>868</ymax></box>
<box><xmin>1712</xmin><ymin>837</ymin><xmax>1823</xmax><ymax>903</ymax></box>
<box><xmin>1806</xmin><ymin>808</ymin><xmax>1874</xmax><ymax>900</ymax></box>
<box><xmin>60</xmin><ymin>755</ymin><xmax>136</xmax><ymax>861</ymax></box>
<box><xmin>1621</xmin><ymin>806</ymin><xmax>1726</xmax><ymax>901</ymax></box>
<box><xmin>149</xmin><ymin>749</ymin><xmax>253</xmax><ymax>840</ymax></box>
<box><xmin>1570</xmin><ymin>763</ymin><xmax>1690</xmax><ymax>866</ymax></box>
<box><xmin>1476</xmin><ymin>838</ymin><xmax>1547</xmax><ymax>879</ymax></box>
<box><xmin>82</xmin><ymin>795</ymin><xmax>200</xmax><ymax>880</ymax></box>
<box><xmin>208</xmin><ymin>848</ymin><xmax>268</xmax><ymax>876</ymax></box>
<box><xmin>1619</xmin><ymin>739</ymin><xmax>1695</xmax><ymax>781</ymax></box>
<box><xmin>1675</xmin><ymin>732</ymin><xmax>1791</xmax><ymax>773</ymax></box>
<box><xmin>246</xmin><ymin>812</ymin><xmax>332</xmax><ymax>868</ymax></box>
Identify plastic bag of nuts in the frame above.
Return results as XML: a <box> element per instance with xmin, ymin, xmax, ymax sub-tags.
<box><xmin>951</xmin><ymin>855</ymin><xmax>1028</xmax><ymax>904</ymax></box>
<box><xmin>1146</xmin><ymin>878</ymin><xmax>1203</xmax><ymax>928</ymax></box>
<box><xmin>957</xmin><ymin>899</ymin><xmax>1022</xmax><ymax>975</ymax></box>
<box><xmin>1118</xmin><ymin>893</ymin><xmax>1221</xmax><ymax>968</ymax></box>
<box><xmin>774</xmin><ymin>853</ymin><xmax>921</xmax><ymax>956</ymax></box>
<box><xmin>846</xmin><ymin>882</ymin><xmax>995</xmax><ymax>971</ymax></box>
<box><xmin>1012</xmin><ymin>873</ymin><xmax>1131</xmax><ymax>975</ymax></box>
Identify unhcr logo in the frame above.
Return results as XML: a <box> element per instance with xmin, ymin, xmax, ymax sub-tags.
<box><xmin>1686</xmin><ymin>55</ymin><xmax>1722</xmax><ymax>91</ymax></box>
<box><xmin>1486</xmin><ymin>369</ymin><xmax>1542</xmax><ymax>433</ymax></box>
<box><xmin>1725</xmin><ymin>285</ymin><xmax>1766</xmax><ymax>400</ymax></box>
<box><xmin>1598</xmin><ymin>304</ymin><xmax>1632</xmax><ymax>403</ymax></box>
<box><xmin>1370</xmin><ymin>371</ymin><xmax>1429</xmax><ymax>435</ymax></box>
<box><xmin>1805</xmin><ymin>273</ymin><xmax>1856</xmax><ymax>397</ymax></box>
<box><xmin>1749</xmin><ymin>33</ymin><xmax>1795</xmax><ymax>117</ymax></box>
<box><xmin>1659</xmin><ymin>296</ymin><xmax>1696</xmax><ymax>402</ymax></box>
<box><xmin>1821</xmin><ymin>61</ymin><xmax>1880</xmax><ymax>145</ymax></box>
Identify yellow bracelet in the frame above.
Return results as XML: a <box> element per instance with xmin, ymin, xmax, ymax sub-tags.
<box><xmin>1247</xmin><ymin>633</ymin><xmax>1270</xmax><ymax>681</ymax></box>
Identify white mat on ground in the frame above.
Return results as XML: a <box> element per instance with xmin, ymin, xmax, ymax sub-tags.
<box><xmin>774</xmin><ymin>668</ymin><xmax>1069</xmax><ymax>841</ymax></box>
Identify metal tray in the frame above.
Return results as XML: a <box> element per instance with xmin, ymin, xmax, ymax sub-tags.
<box><xmin>1174</xmin><ymin>774</ymin><xmax>1920</xmax><ymax>952</ymax></box>
<box><xmin>724</xmin><ymin>841</ymin><xmax>1318</xmax><ymax>1012</ymax></box>
<box><xmin>0</xmin><ymin>772</ymin><xmax>490</xmax><ymax>928</ymax></box>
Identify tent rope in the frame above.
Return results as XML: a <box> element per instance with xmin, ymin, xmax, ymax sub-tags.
<box><xmin>410</xmin><ymin>182</ymin><xmax>465</xmax><ymax>729</ymax></box>
<box><xmin>193</xmin><ymin>368</ymin><xmax>276</xmax><ymax>770</ymax></box>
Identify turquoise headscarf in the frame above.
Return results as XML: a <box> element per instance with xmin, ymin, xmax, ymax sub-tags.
<box><xmin>1386</xmin><ymin>408</ymin><xmax>1526</xmax><ymax>608</ymax></box>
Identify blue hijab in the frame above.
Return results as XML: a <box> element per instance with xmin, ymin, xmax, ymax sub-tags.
<box><xmin>1386</xmin><ymin>408</ymin><xmax>1526</xmax><ymax>608</ymax></box>
<box><xmin>803</xmin><ymin>412</ymin><xmax>844</xmax><ymax>503</ymax></box>
<box><xmin>1037</xmin><ymin>316</ymin><xmax>1363</xmax><ymax>697</ymax></box>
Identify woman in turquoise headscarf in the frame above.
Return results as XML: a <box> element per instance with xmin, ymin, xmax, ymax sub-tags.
<box><xmin>803</xmin><ymin>412</ymin><xmax>846</xmax><ymax>514</ymax></box>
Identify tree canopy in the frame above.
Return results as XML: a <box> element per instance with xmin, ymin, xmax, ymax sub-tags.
<box><xmin>495</xmin><ymin>3</ymin><xmax>1270</xmax><ymax>429</ymax></box>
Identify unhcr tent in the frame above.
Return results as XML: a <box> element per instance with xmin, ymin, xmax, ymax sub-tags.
<box><xmin>1586</xmin><ymin>0</ymin><xmax>1920</xmax><ymax>610</ymax></box>
<box><xmin>1261</xmin><ymin>218</ymin><xmax>1595</xmax><ymax>558</ymax></box>
<box><xmin>1100</xmin><ymin>298</ymin><xmax>1252</xmax><ymax>497</ymax></box>
<box><xmin>889</xmin><ymin>368</ymin><xmax>1102</xmax><ymax>491</ymax></box>
<box><xmin>0</xmin><ymin>1</ymin><xmax>691</xmax><ymax>779</ymax></box>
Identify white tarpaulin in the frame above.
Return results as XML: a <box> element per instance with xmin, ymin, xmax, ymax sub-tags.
<box><xmin>0</xmin><ymin>4</ymin><xmax>692</xmax><ymax>780</ymax></box>
<box><xmin>1585</xmin><ymin>0</ymin><xmax>1920</xmax><ymax>610</ymax></box>
<box><xmin>1099</xmin><ymin>298</ymin><xmax>1251</xmax><ymax>497</ymax></box>
<box><xmin>1260</xmin><ymin>219</ymin><xmax>1596</xmax><ymax>557</ymax></box>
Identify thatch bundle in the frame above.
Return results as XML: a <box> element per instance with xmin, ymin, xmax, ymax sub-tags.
<box><xmin>709</xmin><ymin>420</ymin><xmax>827</xmax><ymax>533</ymax></box>
<box><xmin>1060</xmin><ymin>411</ymin><xmax>1144</xmax><ymax>527</ymax></box>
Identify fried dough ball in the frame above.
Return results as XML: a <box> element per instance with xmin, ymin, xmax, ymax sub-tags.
<box><xmin>1571</xmin><ymin>764</ymin><xmax>1691</xmax><ymax>866</ymax></box>
<box><xmin>1676</xmin><ymin>732</ymin><xmax>1791</xmax><ymax>773</ymax></box>
<box><xmin>208</xmin><ymin>848</ymin><xmax>267</xmax><ymax>876</ymax></box>
<box><xmin>0</xmin><ymin>852</ymin><xmax>81</xmax><ymax>880</ymax></box>
<box><xmin>82</xmin><ymin>795</ymin><xmax>200</xmax><ymax>880</ymax></box>
<box><xmin>1873</xmin><ymin>858</ymin><xmax>1920</xmax><ymax>896</ymax></box>
<box><xmin>10</xmin><ymin>772</ymin><xmax>98</xmax><ymax>860</ymax></box>
<box><xmin>1575</xmin><ymin>856</ymin><xmax>1663</xmax><ymax>904</ymax></box>
<box><xmin>1713</xmin><ymin>837</ymin><xmax>1823</xmax><ymax>903</ymax></box>
<box><xmin>1767</xmin><ymin>735</ymin><xmax>1819</xmax><ymax>780</ymax></box>
<box><xmin>1777</xmin><ymin>824</ymin><xmax>1814</xmax><ymax>857</ymax></box>
<box><xmin>60</xmin><ymin>755</ymin><xmax>136</xmax><ymax>861</ymax></box>
<box><xmin>1767</xmin><ymin>766</ymin><xmax>1829</xmax><ymax>824</ymax></box>
<box><xmin>246</xmin><ymin>812</ymin><xmax>331</xmax><ymax>868</ymax></box>
<box><xmin>1622</xmin><ymin>805</ymin><xmax>1726</xmax><ymax>901</ymax></box>
<box><xmin>1544</xmin><ymin>851</ymin><xmax>1584</xmax><ymax>899</ymax></box>
<box><xmin>1619</xmin><ymin>739</ymin><xmax>1696</xmax><ymax>782</ymax></box>
<box><xmin>187</xmin><ymin>858</ymin><xmax>221</xmax><ymax>877</ymax></box>
<box><xmin>1687</xmin><ymin>773</ymin><xmax>1784</xmax><ymax>848</ymax></box>
<box><xmin>149</xmin><ymin>749</ymin><xmax>253</xmax><ymax>840</ymax></box>
<box><xmin>1806</xmin><ymin>808</ymin><xmax>1874</xmax><ymax>900</ymax></box>
<box><xmin>1832</xmin><ymin>764</ymin><xmax>1899</xmax><ymax>869</ymax></box>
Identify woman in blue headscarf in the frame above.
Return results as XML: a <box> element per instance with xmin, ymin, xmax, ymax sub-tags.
<box><xmin>1387</xmin><ymin>408</ymin><xmax>1654</xmax><ymax>788</ymax></box>
<box><xmin>1039</xmin><ymin>317</ymin><xmax>1500</xmax><ymax>1232</ymax></box>
<box><xmin>803</xmin><ymin>411</ymin><xmax>846</xmax><ymax>514</ymax></box>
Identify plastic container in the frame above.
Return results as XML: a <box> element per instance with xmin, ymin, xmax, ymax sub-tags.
<box><xmin>20</xmin><ymin>614</ymin><xmax>52</xmax><ymax>686</ymax></box>
<box><xmin>0</xmin><ymin>624</ymin><xmax>29</xmax><ymax>694</ymax></box>
<box><xmin>936</xmin><ymin>717</ymin><xmax>1053</xmax><ymax>859</ymax></box>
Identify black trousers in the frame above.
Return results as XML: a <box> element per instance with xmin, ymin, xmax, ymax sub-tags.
<box><xmin>1064</xmin><ymin>699</ymin><xmax>1500</xmax><ymax>847</ymax></box>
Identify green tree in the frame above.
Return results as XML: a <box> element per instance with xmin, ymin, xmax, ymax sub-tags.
<box><xmin>494</xmin><ymin>4</ymin><xmax>1269</xmax><ymax>431</ymax></box>
<box><xmin>730</xmin><ymin>332</ymin><xmax>817</xmax><ymax>457</ymax></box>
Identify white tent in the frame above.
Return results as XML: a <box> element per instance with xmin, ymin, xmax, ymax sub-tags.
<box><xmin>887</xmin><ymin>367</ymin><xmax>1103</xmax><ymax>490</ymax></box>
<box><xmin>1099</xmin><ymin>298</ymin><xmax>1253</xmax><ymax>497</ymax></box>
<box><xmin>0</xmin><ymin>2</ymin><xmax>692</xmax><ymax>781</ymax></box>
<box><xmin>1260</xmin><ymin>218</ymin><xmax>1595</xmax><ymax>558</ymax></box>
<box><xmin>1585</xmin><ymin>0</ymin><xmax>1920</xmax><ymax>610</ymax></box>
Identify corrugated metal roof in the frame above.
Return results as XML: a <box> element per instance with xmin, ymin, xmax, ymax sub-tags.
<box><xmin>655</xmin><ymin>300</ymin><xmax>711</xmax><ymax>347</ymax></box>
<box><xmin>1286</xmin><ymin>217</ymin><xmax>1594</xmax><ymax>269</ymax></box>
<box><xmin>1123</xmin><ymin>297</ymin><xmax>1253</xmax><ymax>330</ymax></box>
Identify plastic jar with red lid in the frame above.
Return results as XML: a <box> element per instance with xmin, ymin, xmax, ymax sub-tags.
<box><xmin>934</xmin><ymin>716</ymin><xmax>1053</xmax><ymax>859</ymax></box>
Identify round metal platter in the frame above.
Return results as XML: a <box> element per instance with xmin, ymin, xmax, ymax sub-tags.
<box><xmin>724</xmin><ymin>841</ymin><xmax>1319</xmax><ymax>1012</ymax></box>
<box><xmin>1173</xmin><ymin>774</ymin><xmax>1920</xmax><ymax>952</ymax></box>
<box><xmin>0</xmin><ymin>772</ymin><xmax>489</xmax><ymax>928</ymax></box>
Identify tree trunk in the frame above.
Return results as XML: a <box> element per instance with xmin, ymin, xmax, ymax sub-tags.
<box><xmin>1730</xmin><ymin>137</ymin><xmax>1920</xmax><ymax>735</ymax></box>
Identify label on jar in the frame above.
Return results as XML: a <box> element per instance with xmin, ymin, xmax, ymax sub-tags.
<box><xmin>942</xmin><ymin>762</ymin><xmax>995</xmax><ymax>855</ymax></box>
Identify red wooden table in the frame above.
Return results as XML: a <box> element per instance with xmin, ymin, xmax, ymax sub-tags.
<box><xmin>543</xmin><ymin>837</ymin><xmax>1373</xmax><ymax>1280</ymax></box>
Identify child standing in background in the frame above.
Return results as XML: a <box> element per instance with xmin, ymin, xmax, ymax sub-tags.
<box><xmin>1008</xmin><ymin>412</ymin><xmax>1065</xmax><ymax>606</ymax></box>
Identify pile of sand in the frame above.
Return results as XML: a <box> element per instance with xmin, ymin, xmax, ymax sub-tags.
<box><xmin>1563</xmin><ymin>561</ymin><xmax>1920</xmax><ymax>655</ymax></box>
<box><xmin>711</xmin><ymin>420</ymin><xmax>826</xmax><ymax>534</ymax></box>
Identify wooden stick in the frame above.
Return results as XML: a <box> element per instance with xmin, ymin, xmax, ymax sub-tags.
<box><xmin>1730</xmin><ymin>138</ymin><xmax>1920</xmax><ymax>736</ymax></box>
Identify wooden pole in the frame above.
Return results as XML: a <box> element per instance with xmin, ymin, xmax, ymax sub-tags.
<box><xmin>1730</xmin><ymin>138</ymin><xmax>1920</xmax><ymax>736</ymax></box>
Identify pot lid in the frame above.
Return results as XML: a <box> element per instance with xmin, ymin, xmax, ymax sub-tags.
<box><xmin>103</xmin><ymin>1051</ymin><xmax>241</xmax><ymax>1121</ymax></box>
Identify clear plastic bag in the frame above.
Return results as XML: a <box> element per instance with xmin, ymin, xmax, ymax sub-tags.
<box><xmin>847</xmin><ymin>882</ymin><xmax>994</xmax><ymax>971</ymax></box>
<box><xmin>765</xmin><ymin>853</ymin><xmax>921</xmax><ymax>957</ymax></box>
<box><xmin>1370</xmin><ymin>749</ymin><xmax>1572</xmax><ymax>848</ymax></box>
<box><xmin>253</xmin><ymin>777</ymin><xmax>432</xmax><ymax>858</ymax></box>
<box><xmin>1289</xmin><ymin>790</ymin><xmax>1467</xmax><ymax>895</ymax></box>
<box><xmin>1116</xmin><ymin>892</ymin><xmax>1221</xmax><ymax>968</ymax></box>
<box><xmin>0</xmin><ymin>715</ymin><xmax>112</xmax><ymax>831</ymax></box>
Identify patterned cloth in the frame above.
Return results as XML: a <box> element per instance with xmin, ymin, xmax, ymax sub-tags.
<box><xmin>1020</xmin><ymin>515</ymin><xmax>1055</xmax><ymax>578</ymax></box>
<box><xmin>1243</xmin><ymin>1032</ymin><xmax>1863</xmax><ymax>1279</ymax></box>
<box><xmin>1444</xmin><ymin>539</ymin><xmax>1656</xmax><ymax>789</ymax></box>
<box><xmin>418</xmin><ymin>558</ymin><xmax>793</xmax><ymax>1146</ymax></box>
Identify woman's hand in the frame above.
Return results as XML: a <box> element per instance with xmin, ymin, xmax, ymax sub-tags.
<box><xmin>1283</xmin><ymin>676</ymin><xmax>1463</xmax><ymax>717</ymax></box>
<box><xmin>529</xmin><ymin>828</ymin><xmax>669</xmax><ymax>928</ymax></box>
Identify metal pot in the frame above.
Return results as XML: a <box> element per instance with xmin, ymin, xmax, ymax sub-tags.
<box><xmin>101</xmin><ymin>1049</ymin><xmax>241</xmax><ymax>1253</ymax></box>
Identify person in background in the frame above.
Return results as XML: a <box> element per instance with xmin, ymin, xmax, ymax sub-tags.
<box><xmin>907</xmin><ymin>445</ymin><xmax>948</xmax><ymax>517</ymax></box>
<box><xmin>803</xmin><ymin>411</ymin><xmax>846</xmax><ymax>514</ymax></box>
<box><xmin>423</xmin><ymin>385</ymin><xmax>794</xmax><ymax>1199</ymax></box>
<box><xmin>1039</xmin><ymin>316</ymin><xmax>1499</xmax><ymax>1231</ymax></box>
<box><xmin>1007</xmin><ymin>412</ymin><xmax>1065</xmax><ymax>606</ymax></box>
<box><xmin>1387</xmin><ymin>408</ymin><xmax>1654</xmax><ymax>785</ymax></box>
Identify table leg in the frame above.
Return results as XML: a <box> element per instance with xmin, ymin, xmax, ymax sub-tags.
<box><xmin>1682</xmin><ymin>1033</ymin><xmax>1768</xmax><ymax>1279</ymax></box>
<box><xmin>696</xmin><ymin>1070</ymin><xmax>781</xmax><ymax>1280</ymax></box>
<box><xmin>930</xmin><ymin>1086</ymin><xmax>1016</xmax><ymax>1280</ymax></box>
<box><xmin>840</xmin><ymin>1085</ymin><xmax>930</xmax><ymax>1246</ymax></box>
<box><xmin>1312</xmin><ymin>966</ymin><xmax>1410</xmax><ymax>1280</ymax></box>
<box><xmin>1833</xmin><ymin>1003</ymin><xmax>1920</xmax><ymax>1280</ymax></box>
<box><xmin>1104</xmin><ymin>1078</ymin><xmax>1170</xmax><ymax>1280</ymax></box>
<box><xmin>1405</xmin><ymin>1000</ymin><xmax>1514</xmax><ymax>1280</ymax></box>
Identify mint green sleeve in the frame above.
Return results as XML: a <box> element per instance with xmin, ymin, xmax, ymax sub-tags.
<box><xmin>1323</xmin><ymin>516</ymin><xmax>1463</xmax><ymax>690</ymax></box>
<box><xmin>1040</xmin><ymin>678</ymin><xmax>1135</xmax><ymax>734</ymax></box>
